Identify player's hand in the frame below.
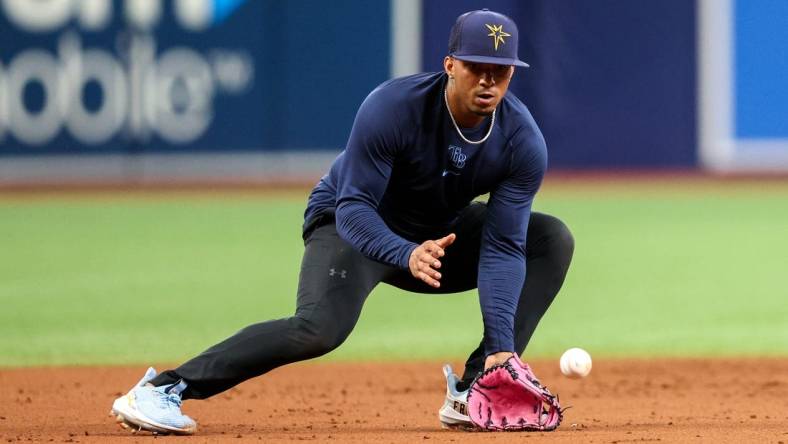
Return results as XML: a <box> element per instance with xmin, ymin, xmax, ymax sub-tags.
<box><xmin>484</xmin><ymin>351</ymin><xmax>514</xmax><ymax>369</ymax></box>
<box><xmin>408</xmin><ymin>233</ymin><xmax>456</xmax><ymax>287</ymax></box>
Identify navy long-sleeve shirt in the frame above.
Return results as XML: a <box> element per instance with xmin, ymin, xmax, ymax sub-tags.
<box><xmin>304</xmin><ymin>72</ymin><xmax>547</xmax><ymax>355</ymax></box>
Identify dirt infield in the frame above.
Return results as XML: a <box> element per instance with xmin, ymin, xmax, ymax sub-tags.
<box><xmin>1</xmin><ymin>358</ymin><xmax>787</xmax><ymax>443</ymax></box>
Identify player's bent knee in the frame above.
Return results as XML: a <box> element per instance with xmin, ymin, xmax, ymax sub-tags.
<box><xmin>532</xmin><ymin>215</ymin><xmax>575</xmax><ymax>259</ymax></box>
<box><xmin>550</xmin><ymin>218</ymin><xmax>575</xmax><ymax>260</ymax></box>
<box><xmin>290</xmin><ymin>316</ymin><xmax>351</xmax><ymax>358</ymax></box>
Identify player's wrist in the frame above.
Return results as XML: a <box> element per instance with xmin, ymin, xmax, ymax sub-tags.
<box><xmin>406</xmin><ymin>244</ymin><xmax>419</xmax><ymax>272</ymax></box>
<box><xmin>484</xmin><ymin>351</ymin><xmax>514</xmax><ymax>369</ymax></box>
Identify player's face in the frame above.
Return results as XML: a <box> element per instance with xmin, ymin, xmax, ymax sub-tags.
<box><xmin>444</xmin><ymin>57</ymin><xmax>514</xmax><ymax>126</ymax></box>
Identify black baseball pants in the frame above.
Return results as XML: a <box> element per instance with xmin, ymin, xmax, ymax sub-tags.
<box><xmin>150</xmin><ymin>202</ymin><xmax>574</xmax><ymax>399</ymax></box>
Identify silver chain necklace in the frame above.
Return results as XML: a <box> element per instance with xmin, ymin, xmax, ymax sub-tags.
<box><xmin>444</xmin><ymin>87</ymin><xmax>495</xmax><ymax>145</ymax></box>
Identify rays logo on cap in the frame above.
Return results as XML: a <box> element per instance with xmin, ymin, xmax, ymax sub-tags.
<box><xmin>448</xmin><ymin>10</ymin><xmax>530</xmax><ymax>67</ymax></box>
<box><xmin>485</xmin><ymin>24</ymin><xmax>511</xmax><ymax>51</ymax></box>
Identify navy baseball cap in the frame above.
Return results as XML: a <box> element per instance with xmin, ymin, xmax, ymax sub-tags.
<box><xmin>448</xmin><ymin>9</ymin><xmax>529</xmax><ymax>67</ymax></box>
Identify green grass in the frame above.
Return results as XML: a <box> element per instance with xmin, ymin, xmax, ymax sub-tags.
<box><xmin>1</xmin><ymin>181</ymin><xmax>787</xmax><ymax>367</ymax></box>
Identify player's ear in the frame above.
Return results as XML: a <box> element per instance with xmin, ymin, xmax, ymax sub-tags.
<box><xmin>444</xmin><ymin>56</ymin><xmax>455</xmax><ymax>79</ymax></box>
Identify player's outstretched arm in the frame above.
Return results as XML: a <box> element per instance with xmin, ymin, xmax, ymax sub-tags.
<box><xmin>408</xmin><ymin>233</ymin><xmax>456</xmax><ymax>288</ymax></box>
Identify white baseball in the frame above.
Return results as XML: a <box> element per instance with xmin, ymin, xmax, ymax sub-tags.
<box><xmin>560</xmin><ymin>347</ymin><xmax>592</xmax><ymax>379</ymax></box>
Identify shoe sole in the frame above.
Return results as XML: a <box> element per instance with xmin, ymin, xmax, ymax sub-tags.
<box><xmin>440</xmin><ymin>420</ymin><xmax>477</xmax><ymax>431</ymax></box>
<box><xmin>111</xmin><ymin>411</ymin><xmax>167</xmax><ymax>435</ymax></box>
<box><xmin>438</xmin><ymin>405</ymin><xmax>475</xmax><ymax>431</ymax></box>
<box><xmin>111</xmin><ymin>397</ymin><xmax>196</xmax><ymax>435</ymax></box>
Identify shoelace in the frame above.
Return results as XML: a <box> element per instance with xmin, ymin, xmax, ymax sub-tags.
<box><xmin>154</xmin><ymin>389</ymin><xmax>183</xmax><ymax>410</ymax></box>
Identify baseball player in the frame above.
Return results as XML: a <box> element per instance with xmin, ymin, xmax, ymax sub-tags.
<box><xmin>111</xmin><ymin>9</ymin><xmax>573</xmax><ymax>434</ymax></box>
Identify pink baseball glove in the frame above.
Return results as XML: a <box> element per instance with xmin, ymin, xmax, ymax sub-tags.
<box><xmin>467</xmin><ymin>354</ymin><xmax>563</xmax><ymax>431</ymax></box>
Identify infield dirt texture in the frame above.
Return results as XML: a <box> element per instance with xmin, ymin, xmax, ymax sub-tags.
<box><xmin>2</xmin><ymin>176</ymin><xmax>787</xmax><ymax>442</ymax></box>
<box><xmin>2</xmin><ymin>358</ymin><xmax>788</xmax><ymax>442</ymax></box>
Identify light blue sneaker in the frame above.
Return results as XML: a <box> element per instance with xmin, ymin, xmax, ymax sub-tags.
<box><xmin>110</xmin><ymin>367</ymin><xmax>197</xmax><ymax>435</ymax></box>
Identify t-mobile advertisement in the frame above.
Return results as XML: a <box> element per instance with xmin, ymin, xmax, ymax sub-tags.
<box><xmin>0</xmin><ymin>0</ymin><xmax>390</xmax><ymax>157</ymax></box>
<box><xmin>0</xmin><ymin>0</ymin><xmax>266</xmax><ymax>155</ymax></box>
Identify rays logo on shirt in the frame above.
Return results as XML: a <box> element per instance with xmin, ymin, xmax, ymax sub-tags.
<box><xmin>443</xmin><ymin>145</ymin><xmax>467</xmax><ymax>176</ymax></box>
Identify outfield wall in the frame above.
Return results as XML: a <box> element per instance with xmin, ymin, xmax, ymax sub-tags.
<box><xmin>0</xmin><ymin>0</ymin><xmax>785</xmax><ymax>184</ymax></box>
<box><xmin>699</xmin><ymin>0</ymin><xmax>788</xmax><ymax>172</ymax></box>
